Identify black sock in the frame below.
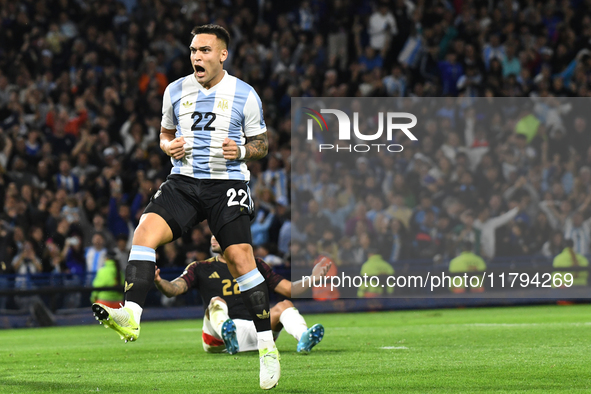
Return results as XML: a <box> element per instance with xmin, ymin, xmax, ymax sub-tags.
<box><xmin>240</xmin><ymin>281</ymin><xmax>272</xmax><ymax>332</ymax></box>
<box><xmin>124</xmin><ymin>261</ymin><xmax>154</xmax><ymax>308</ymax></box>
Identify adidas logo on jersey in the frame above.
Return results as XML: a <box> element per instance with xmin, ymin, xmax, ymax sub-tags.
<box><xmin>257</xmin><ymin>309</ymin><xmax>270</xmax><ymax>319</ymax></box>
<box><xmin>209</xmin><ymin>272</ymin><xmax>220</xmax><ymax>279</ymax></box>
<box><xmin>182</xmin><ymin>100</ymin><xmax>193</xmax><ymax>108</ymax></box>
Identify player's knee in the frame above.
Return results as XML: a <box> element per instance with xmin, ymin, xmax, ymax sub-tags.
<box><xmin>132</xmin><ymin>214</ymin><xmax>173</xmax><ymax>248</ymax></box>
<box><xmin>272</xmin><ymin>300</ymin><xmax>294</xmax><ymax>315</ymax></box>
<box><xmin>132</xmin><ymin>223</ymin><xmax>153</xmax><ymax>246</ymax></box>
<box><xmin>208</xmin><ymin>296</ymin><xmax>227</xmax><ymax>308</ymax></box>
<box><xmin>224</xmin><ymin>243</ymin><xmax>254</xmax><ymax>266</ymax></box>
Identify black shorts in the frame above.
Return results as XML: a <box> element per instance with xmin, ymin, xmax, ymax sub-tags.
<box><xmin>144</xmin><ymin>175</ymin><xmax>255</xmax><ymax>249</ymax></box>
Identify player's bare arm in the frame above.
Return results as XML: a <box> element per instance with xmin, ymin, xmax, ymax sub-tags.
<box><xmin>222</xmin><ymin>132</ymin><xmax>268</xmax><ymax>161</ymax></box>
<box><xmin>244</xmin><ymin>132</ymin><xmax>268</xmax><ymax>160</ymax></box>
<box><xmin>275</xmin><ymin>259</ymin><xmax>332</xmax><ymax>298</ymax></box>
<box><xmin>154</xmin><ymin>266</ymin><xmax>189</xmax><ymax>297</ymax></box>
<box><xmin>160</xmin><ymin>127</ymin><xmax>187</xmax><ymax>160</ymax></box>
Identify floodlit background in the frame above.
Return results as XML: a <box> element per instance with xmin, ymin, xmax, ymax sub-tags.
<box><xmin>0</xmin><ymin>0</ymin><xmax>590</xmax><ymax>392</ymax></box>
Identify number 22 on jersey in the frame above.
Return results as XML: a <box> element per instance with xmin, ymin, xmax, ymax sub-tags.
<box><xmin>222</xmin><ymin>279</ymin><xmax>240</xmax><ymax>296</ymax></box>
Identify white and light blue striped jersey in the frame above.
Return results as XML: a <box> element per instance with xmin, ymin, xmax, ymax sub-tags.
<box><xmin>161</xmin><ymin>71</ymin><xmax>266</xmax><ymax>180</ymax></box>
<box><xmin>564</xmin><ymin>218</ymin><xmax>591</xmax><ymax>256</ymax></box>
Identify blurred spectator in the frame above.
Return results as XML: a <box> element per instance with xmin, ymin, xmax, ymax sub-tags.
<box><xmin>0</xmin><ymin>0</ymin><xmax>591</xmax><ymax>308</ymax></box>
<box><xmin>0</xmin><ymin>260</ymin><xmax>9</xmax><ymax>310</ymax></box>
<box><xmin>474</xmin><ymin>206</ymin><xmax>519</xmax><ymax>259</ymax></box>
<box><xmin>552</xmin><ymin>239</ymin><xmax>589</xmax><ymax>286</ymax></box>
<box><xmin>62</xmin><ymin>234</ymin><xmax>85</xmax><ymax>276</ymax></box>
<box><xmin>453</xmin><ymin>210</ymin><xmax>481</xmax><ymax>256</ymax></box>
<box><xmin>138</xmin><ymin>57</ymin><xmax>168</xmax><ymax>96</ymax></box>
<box><xmin>85</xmin><ymin>233</ymin><xmax>107</xmax><ymax>277</ymax></box>
<box><xmin>251</xmin><ymin>201</ymin><xmax>275</xmax><ymax>247</ymax></box>
<box><xmin>528</xmin><ymin>212</ymin><xmax>553</xmax><ymax>254</ymax></box>
<box><xmin>276</xmin><ymin>197</ymin><xmax>292</xmax><ymax>256</ymax></box>
<box><xmin>90</xmin><ymin>251</ymin><xmax>124</xmax><ymax>309</ymax></box>
<box><xmin>368</xmin><ymin>1</ymin><xmax>397</xmax><ymax>52</ymax></box>
<box><xmin>448</xmin><ymin>241</ymin><xmax>487</xmax><ymax>293</ymax></box>
<box><xmin>357</xmin><ymin>243</ymin><xmax>394</xmax><ymax>298</ymax></box>
<box><xmin>438</xmin><ymin>53</ymin><xmax>464</xmax><ymax>96</ymax></box>
<box><xmin>564</xmin><ymin>211</ymin><xmax>591</xmax><ymax>256</ymax></box>
<box><xmin>113</xmin><ymin>235</ymin><xmax>130</xmax><ymax>273</ymax></box>
<box><xmin>254</xmin><ymin>244</ymin><xmax>284</xmax><ymax>267</ymax></box>
<box><xmin>157</xmin><ymin>242</ymin><xmax>185</xmax><ymax>268</ymax></box>
<box><xmin>12</xmin><ymin>240</ymin><xmax>42</xmax><ymax>289</ymax></box>
<box><xmin>55</xmin><ymin>158</ymin><xmax>79</xmax><ymax>194</ymax></box>
<box><xmin>498</xmin><ymin>222</ymin><xmax>530</xmax><ymax>256</ymax></box>
<box><xmin>542</xmin><ymin>231</ymin><xmax>565</xmax><ymax>258</ymax></box>
<box><xmin>261</xmin><ymin>154</ymin><xmax>288</xmax><ymax>202</ymax></box>
<box><xmin>345</xmin><ymin>202</ymin><xmax>373</xmax><ymax>237</ymax></box>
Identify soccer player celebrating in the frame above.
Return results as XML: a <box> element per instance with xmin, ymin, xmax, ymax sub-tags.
<box><xmin>154</xmin><ymin>236</ymin><xmax>328</xmax><ymax>355</ymax></box>
<box><xmin>92</xmin><ymin>25</ymin><xmax>278</xmax><ymax>389</ymax></box>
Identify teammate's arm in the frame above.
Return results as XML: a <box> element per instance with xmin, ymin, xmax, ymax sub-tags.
<box><xmin>154</xmin><ymin>266</ymin><xmax>189</xmax><ymax>297</ymax></box>
<box><xmin>222</xmin><ymin>132</ymin><xmax>268</xmax><ymax>161</ymax></box>
<box><xmin>274</xmin><ymin>259</ymin><xmax>332</xmax><ymax>298</ymax></box>
<box><xmin>160</xmin><ymin>127</ymin><xmax>187</xmax><ymax>160</ymax></box>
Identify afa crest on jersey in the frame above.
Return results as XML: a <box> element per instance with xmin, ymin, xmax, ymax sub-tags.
<box><xmin>217</xmin><ymin>98</ymin><xmax>229</xmax><ymax>111</ymax></box>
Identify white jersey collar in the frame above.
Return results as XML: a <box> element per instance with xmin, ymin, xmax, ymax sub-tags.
<box><xmin>192</xmin><ymin>70</ymin><xmax>228</xmax><ymax>94</ymax></box>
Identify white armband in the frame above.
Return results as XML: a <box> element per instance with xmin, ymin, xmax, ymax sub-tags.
<box><xmin>238</xmin><ymin>146</ymin><xmax>246</xmax><ymax>160</ymax></box>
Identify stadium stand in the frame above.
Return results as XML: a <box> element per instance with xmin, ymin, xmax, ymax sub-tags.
<box><xmin>1</xmin><ymin>0</ymin><xmax>590</xmax><ymax>315</ymax></box>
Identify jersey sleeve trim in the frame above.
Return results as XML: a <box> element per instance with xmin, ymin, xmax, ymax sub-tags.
<box><xmin>256</xmin><ymin>258</ymin><xmax>283</xmax><ymax>291</ymax></box>
<box><xmin>243</xmin><ymin>90</ymin><xmax>267</xmax><ymax>137</ymax></box>
<box><xmin>179</xmin><ymin>261</ymin><xmax>198</xmax><ymax>289</ymax></box>
<box><xmin>161</xmin><ymin>85</ymin><xmax>176</xmax><ymax>130</ymax></box>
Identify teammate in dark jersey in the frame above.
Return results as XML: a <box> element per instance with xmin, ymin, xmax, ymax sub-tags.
<box><xmin>179</xmin><ymin>253</ymin><xmax>282</xmax><ymax>320</ymax></box>
<box><xmin>154</xmin><ymin>236</ymin><xmax>329</xmax><ymax>354</ymax></box>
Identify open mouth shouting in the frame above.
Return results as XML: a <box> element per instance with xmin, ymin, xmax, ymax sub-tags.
<box><xmin>194</xmin><ymin>65</ymin><xmax>206</xmax><ymax>78</ymax></box>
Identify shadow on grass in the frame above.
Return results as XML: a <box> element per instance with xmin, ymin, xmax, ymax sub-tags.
<box><xmin>0</xmin><ymin>379</ymin><xmax>124</xmax><ymax>393</ymax></box>
<box><xmin>278</xmin><ymin>349</ymin><xmax>345</xmax><ymax>354</ymax></box>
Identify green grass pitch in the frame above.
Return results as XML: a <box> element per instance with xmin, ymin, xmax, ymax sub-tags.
<box><xmin>1</xmin><ymin>304</ymin><xmax>590</xmax><ymax>393</ymax></box>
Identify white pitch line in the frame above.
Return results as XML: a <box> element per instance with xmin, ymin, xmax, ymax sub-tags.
<box><xmin>331</xmin><ymin>322</ymin><xmax>591</xmax><ymax>330</ymax></box>
<box><xmin>462</xmin><ymin>322</ymin><xmax>591</xmax><ymax>327</ymax></box>
<box><xmin>379</xmin><ymin>346</ymin><xmax>409</xmax><ymax>350</ymax></box>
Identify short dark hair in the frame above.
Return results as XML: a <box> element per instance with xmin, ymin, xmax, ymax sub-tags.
<box><xmin>461</xmin><ymin>241</ymin><xmax>473</xmax><ymax>252</ymax></box>
<box><xmin>191</xmin><ymin>24</ymin><xmax>230</xmax><ymax>48</ymax></box>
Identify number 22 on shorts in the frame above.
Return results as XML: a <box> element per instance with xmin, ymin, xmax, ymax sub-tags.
<box><xmin>227</xmin><ymin>188</ymin><xmax>249</xmax><ymax>208</ymax></box>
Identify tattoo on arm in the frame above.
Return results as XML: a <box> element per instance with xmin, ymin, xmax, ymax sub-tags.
<box><xmin>171</xmin><ymin>278</ymin><xmax>188</xmax><ymax>295</ymax></box>
<box><xmin>157</xmin><ymin>278</ymin><xmax>188</xmax><ymax>297</ymax></box>
<box><xmin>244</xmin><ymin>132</ymin><xmax>268</xmax><ymax>161</ymax></box>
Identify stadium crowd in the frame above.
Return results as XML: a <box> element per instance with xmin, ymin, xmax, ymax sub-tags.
<box><xmin>1</xmin><ymin>0</ymin><xmax>591</xmax><ymax>301</ymax></box>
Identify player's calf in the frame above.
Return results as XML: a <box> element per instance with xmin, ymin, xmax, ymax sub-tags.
<box><xmin>206</xmin><ymin>297</ymin><xmax>239</xmax><ymax>354</ymax></box>
<box><xmin>119</xmin><ymin>246</ymin><xmax>157</xmax><ymax>330</ymax></box>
